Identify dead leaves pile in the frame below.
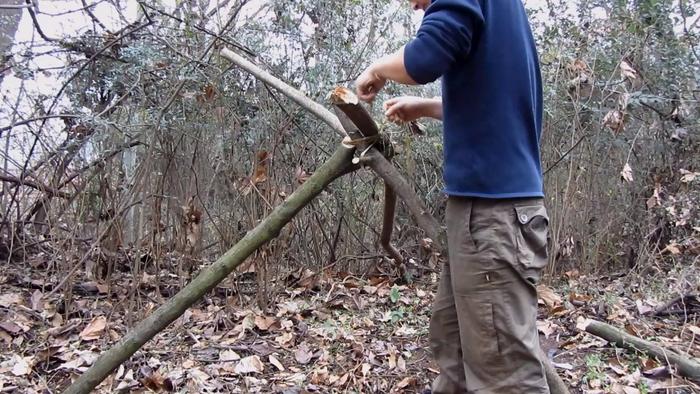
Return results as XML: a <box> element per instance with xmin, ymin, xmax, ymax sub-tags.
<box><xmin>2</xmin><ymin>259</ymin><xmax>699</xmax><ymax>393</ymax></box>
<box><xmin>0</xmin><ymin>268</ymin><xmax>435</xmax><ymax>393</ymax></box>
<box><xmin>536</xmin><ymin>269</ymin><xmax>700</xmax><ymax>393</ymax></box>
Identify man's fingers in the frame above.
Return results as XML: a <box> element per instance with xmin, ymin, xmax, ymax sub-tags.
<box><xmin>386</xmin><ymin>109</ymin><xmax>405</xmax><ymax>123</ymax></box>
<box><xmin>385</xmin><ymin>104</ymin><xmax>399</xmax><ymax>117</ymax></box>
<box><xmin>358</xmin><ymin>91</ymin><xmax>376</xmax><ymax>102</ymax></box>
<box><xmin>383</xmin><ymin>98</ymin><xmax>399</xmax><ymax>109</ymax></box>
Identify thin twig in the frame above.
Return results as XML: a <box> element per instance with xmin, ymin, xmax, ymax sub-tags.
<box><xmin>81</xmin><ymin>0</ymin><xmax>110</xmax><ymax>32</ymax></box>
<box><xmin>0</xmin><ymin>4</ymin><xmax>31</xmax><ymax>9</ymax></box>
<box><xmin>24</xmin><ymin>0</ymin><xmax>59</xmax><ymax>42</ymax></box>
<box><xmin>0</xmin><ymin>114</ymin><xmax>81</xmax><ymax>134</ymax></box>
<box><xmin>544</xmin><ymin>133</ymin><xmax>589</xmax><ymax>175</ymax></box>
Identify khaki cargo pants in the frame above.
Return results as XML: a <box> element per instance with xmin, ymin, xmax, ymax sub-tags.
<box><xmin>430</xmin><ymin>197</ymin><xmax>550</xmax><ymax>394</ymax></box>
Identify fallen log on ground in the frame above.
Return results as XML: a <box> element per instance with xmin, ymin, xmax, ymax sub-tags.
<box><xmin>581</xmin><ymin>318</ymin><xmax>700</xmax><ymax>382</ymax></box>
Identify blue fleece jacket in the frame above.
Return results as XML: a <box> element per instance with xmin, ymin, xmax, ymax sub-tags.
<box><xmin>404</xmin><ymin>0</ymin><xmax>544</xmax><ymax>198</ymax></box>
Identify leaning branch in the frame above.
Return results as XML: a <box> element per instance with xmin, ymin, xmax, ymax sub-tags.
<box><xmin>63</xmin><ymin>144</ymin><xmax>357</xmax><ymax>394</ymax></box>
<box><xmin>220</xmin><ymin>47</ymin><xmax>346</xmax><ymax>137</ymax></box>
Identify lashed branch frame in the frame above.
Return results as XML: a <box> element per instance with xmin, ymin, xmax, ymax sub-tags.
<box><xmin>63</xmin><ymin>47</ymin><xmax>569</xmax><ymax>394</ymax></box>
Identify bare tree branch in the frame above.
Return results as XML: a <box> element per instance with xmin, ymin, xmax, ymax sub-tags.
<box><xmin>0</xmin><ymin>174</ymin><xmax>71</xmax><ymax>199</ymax></box>
<box><xmin>24</xmin><ymin>0</ymin><xmax>60</xmax><ymax>42</ymax></box>
<box><xmin>0</xmin><ymin>114</ymin><xmax>81</xmax><ymax>134</ymax></box>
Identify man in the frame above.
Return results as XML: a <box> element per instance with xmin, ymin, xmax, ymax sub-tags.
<box><xmin>355</xmin><ymin>1</ymin><xmax>550</xmax><ymax>393</ymax></box>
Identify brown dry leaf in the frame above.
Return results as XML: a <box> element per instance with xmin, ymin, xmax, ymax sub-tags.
<box><xmin>254</xmin><ymin>315</ymin><xmax>276</xmax><ymax>331</ymax></box>
<box><xmin>196</xmin><ymin>84</ymin><xmax>217</xmax><ymax>103</ymax></box>
<box><xmin>0</xmin><ymin>293</ymin><xmax>23</xmax><ymax>306</ymax></box>
<box><xmin>251</xmin><ymin>151</ymin><xmax>269</xmax><ymax>185</ymax></box>
<box><xmin>361</xmin><ymin>363</ymin><xmax>372</xmax><ymax>376</ymax></box>
<box><xmin>569</xmin><ymin>292</ymin><xmax>593</xmax><ymax>306</ymax></box>
<box><xmin>569</xmin><ymin>59</ymin><xmax>591</xmax><ymax>74</ymax></box>
<box><xmin>550</xmin><ymin>305</ymin><xmax>569</xmax><ymax>318</ymax></box>
<box><xmin>680</xmin><ymin>169</ymin><xmax>700</xmax><ymax>183</ymax></box>
<box><xmin>333</xmin><ymin>373</ymin><xmax>349</xmax><ymax>387</ymax></box>
<box><xmin>396</xmin><ymin>376</ymin><xmax>417</xmax><ymax>389</ymax></box>
<box><xmin>620</xmin><ymin>60</ymin><xmax>639</xmax><ymax>80</ymax></box>
<box><xmin>204</xmin><ymin>84</ymin><xmax>216</xmax><ymax>101</ymax></box>
<box><xmin>625</xmin><ymin>323</ymin><xmax>641</xmax><ymax>337</ymax></box>
<box><xmin>288</xmin><ymin>268</ymin><xmax>318</xmax><ymax>291</ymax></box>
<box><xmin>269</xmin><ymin>354</ymin><xmax>285</xmax><ymax>371</ymax></box>
<box><xmin>230</xmin><ymin>313</ymin><xmax>255</xmax><ymax>339</ymax></box>
<box><xmin>621</xmin><ymin>163</ymin><xmax>634</xmax><ymax>183</ymax></box>
<box><xmin>31</xmin><ymin>290</ymin><xmax>43</xmax><ymax>311</ymax></box>
<box><xmin>0</xmin><ymin>330</ymin><xmax>12</xmax><ymax>344</ymax></box>
<box><xmin>11</xmin><ymin>356</ymin><xmax>32</xmax><ymax>376</ymax></box>
<box><xmin>275</xmin><ymin>332</ymin><xmax>294</xmax><ymax>347</ymax></box>
<box><xmin>646</xmin><ymin>184</ymin><xmax>661</xmax><ymax>209</ymax></box>
<box><xmin>641</xmin><ymin>357</ymin><xmax>658</xmax><ymax>371</ymax></box>
<box><xmin>115</xmin><ymin>368</ymin><xmax>136</xmax><ymax>391</ymax></box>
<box><xmin>79</xmin><ymin>316</ymin><xmax>107</xmax><ymax>341</ymax></box>
<box><xmin>589</xmin><ymin>378</ymin><xmax>602</xmax><ymax>389</ymax></box>
<box><xmin>388</xmin><ymin>350</ymin><xmax>397</xmax><ymax>370</ymax></box>
<box><xmin>397</xmin><ymin>355</ymin><xmax>406</xmax><ymax>372</ymax></box>
<box><xmin>661</xmin><ymin>242</ymin><xmax>681</xmax><ymax>255</ymax></box>
<box><xmin>537</xmin><ymin>320</ymin><xmax>556</xmax><ymax>339</ymax></box>
<box><xmin>603</xmin><ymin>110</ymin><xmax>625</xmax><ymax>134</ymax></box>
<box><xmin>537</xmin><ymin>285</ymin><xmax>562</xmax><ymax>309</ymax></box>
<box><xmin>294</xmin><ymin>343</ymin><xmax>314</xmax><ymax>365</ymax></box>
<box><xmin>219</xmin><ymin>349</ymin><xmax>240</xmax><ymax>362</ymax></box>
<box><xmin>310</xmin><ymin>366</ymin><xmax>329</xmax><ymax>385</ymax></box>
<box><xmin>635</xmin><ymin>300</ymin><xmax>653</xmax><ymax>315</ymax></box>
<box><xmin>608</xmin><ymin>309</ymin><xmax>632</xmax><ymax>324</ymax></box>
<box><xmin>234</xmin><ymin>355</ymin><xmax>264</xmax><ymax>374</ymax></box>
<box><xmin>687</xmin><ymin>325</ymin><xmax>700</xmax><ymax>336</ymax></box>
<box><xmin>607</xmin><ymin>358</ymin><xmax>627</xmax><ymax>375</ymax></box>
<box><xmin>564</xmin><ymin>269</ymin><xmax>579</xmax><ymax>280</ymax></box>
<box><xmin>576</xmin><ymin>316</ymin><xmax>591</xmax><ymax>331</ymax></box>
<box><xmin>611</xmin><ymin>383</ymin><xmax>641</xmax><ymax>394</ymax></box>
<box><xmin>140</xmin><ymin>369</ymin><xmax>174</xmax><ymax>392</ymax></box>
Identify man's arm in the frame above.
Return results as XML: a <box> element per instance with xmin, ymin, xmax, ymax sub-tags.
<box><xmin>355</xmin><ymin>0</ymin><xmax>484</xmax><ymax>102</ymax></box>
<box><xmin>356</xmin><ymin>46</ymin><xmax>417</xmax><ymax>102</ymax></box>
<box><xmin>384</xmin><ymin>96</ymin><xmax>443</xmax><ymax>122</ymax></box>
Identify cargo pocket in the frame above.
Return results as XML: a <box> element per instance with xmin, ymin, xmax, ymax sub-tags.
<box><xmin>476</xmin><ymin>301</ymin><xmax>500</xmax><ymax>362</ymax></box>
<box><xmin>514</xmin><ymin>204</ymin><xmax>549</xmax><ymax>282</ymax></box>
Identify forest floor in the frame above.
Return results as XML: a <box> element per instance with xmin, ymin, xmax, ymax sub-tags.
<box><xmin>0</xmin><ymin>257</ymin><xmax>699</xmax><ymax>393</ymax></box>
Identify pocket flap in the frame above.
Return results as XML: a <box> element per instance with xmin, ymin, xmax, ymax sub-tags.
<box><xmin>514</xmin><ymin>204</ymin><xmax>549</xmax><ymax>225</ymax></box>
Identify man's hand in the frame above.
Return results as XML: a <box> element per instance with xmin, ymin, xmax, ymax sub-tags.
<box><xmin>355</xmin><ymin>47</ymin><xmax>417</xmax><ymax>102</ymax></box>
<box><xmin>384</xmin><ymin>96</ymin><xmax>443</xmax><ymax>123</ymax></box>
<box><xmin>356</xmin><ymin>66</ymin><xmax>386</xmax><ymax>102</ymax></box>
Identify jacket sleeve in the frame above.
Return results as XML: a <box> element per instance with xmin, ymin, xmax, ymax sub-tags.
<box><xmin>404</xmin><ymin>0</ymin><xmax>484</xmax><ymax>84</ymax></box>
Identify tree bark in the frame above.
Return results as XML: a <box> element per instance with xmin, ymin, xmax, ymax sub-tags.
<box><xmin>63</xmin><ymin>143</ymin><xmax>357</xmax><ymax>394</ymax></box>
<box><xmin>582</xmin><ymin>319</ymin><xmax>700</xmax><ymax>382</ymax></box>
